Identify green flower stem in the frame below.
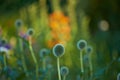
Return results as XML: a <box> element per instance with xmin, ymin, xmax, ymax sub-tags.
<box><xmin>29</xmin><ymin>41</ymin><xmax>38</xmax><ymax>80</ymax></box>
<box><xmin>36</xmin><ymin>64</ymin><xmax>39</xmax><ymax>80</ymax></box>
<box><xmin>19</xmin><ymin>38</ymin><xmax>28</xmax><ymax>77</ymax></box>
<box><xmin>48</xmin><ymin>71</ymin><xmax>51</xmax><ymax>80</ymax></box>
<box><xmin>63</xmin><ymin>75</ymin><xmax>66</xmax><ymax>80</ymax></box>
<box><xmin>43</xmin><ymin>58</ymin><xmax>46</xmax><ymax>71</ymax></box>
<box><xmin>57</xmin><ymin>58</ymin><xmax>61</xmax><ymax>80</ymax></box>
<box><xmin>89</xmin><ymin>55</ymin><xmax>93</xmax><ymax>78</ymax></box>
<box><xmin>80</xmin><ymin>50</ymin><xmax>84</xmax><ymax>73</ymax></box>
<box><xmin>3</xmin><ymin>53</ymin><xmax>7</xmax><ymax>68</ymax></box>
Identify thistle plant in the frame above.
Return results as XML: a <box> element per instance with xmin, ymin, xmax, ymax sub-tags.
<box><xmin>15</xmin><ymin>20</ymin><xmax>28</xmax><ymax>77</ymax></box>
<box><xmin>60</xmin><ymin>66</ymin><xmax>69</xmax><ymax>80</ymax></box>
<box><xmin>86</xmin><ymin>46</ymin><xmax>93</xmax><ymax>79</ymax></box>
<box><xmin>77</xmin><ymin>40</ymin><xmax>87</xmax><ymax>73</ymax></box>
<box><xmin>19</xmin><ymin>39</ymin><xmax>28</xmax><ymax>77</ymax></box>
<box><xmin>39</xmin><ymin>48</ymin><xmax>49</xmax><ymax>71</ymax></box>
<box><xmin>27</xmin><ymin>28</ymin><xmax>39</xmax><ymax>80</ymax></box>
<box><xmin>53</xmin><ymin>44</ymin><xmax>65</xmax><ymax>80</ymax></box>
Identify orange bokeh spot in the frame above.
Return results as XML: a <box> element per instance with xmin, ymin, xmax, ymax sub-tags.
<box><xmin>47</xmin><ymin>11</ymin><xmax>71</xmax><ymax>48</ymax></box>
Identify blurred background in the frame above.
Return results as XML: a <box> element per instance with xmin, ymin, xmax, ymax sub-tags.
<box><xmin>0</xmin><ymin>0</ymin><xmax>120</xmax><ymax>80</ymax></box>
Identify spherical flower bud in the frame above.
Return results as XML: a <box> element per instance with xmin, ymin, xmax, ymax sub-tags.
<box><xmin>53</xmin><ymin>44</ymin><xmax>65</xmax><ymax>57</ymax></box>
<box><xmin>15</xmin><ymin>19</ymin><xmax>23</xmax><ymax>28</ymax></box>
<box><xmin>39</xmin><ymin>48</ymin><xmax>49</xmax><ymax>58</ymax></box>
<box><xmin>60</xmin><ymin>66</ymin><xmax>69</xmax><ymax>76</ymax></box>
<box><xmin>0</xmin><ymin>39</ymin><xmax>7</xmax><ymax>46</ymax></box>
<box><xmin>86</xmin><ymin>46</ymin><xmax>93</xmax><ymax>54</ymax></box>
<box><xmin>77</xmin><ymin>40</ymin><xmax>87</xmax><ymax>50</ymax></box>
<box><xmin>26</xmin><ymin>28</ymin><xmax>34</xmax><ymax>36</ymax></box>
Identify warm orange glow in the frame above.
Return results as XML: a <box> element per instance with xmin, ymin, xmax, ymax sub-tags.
<box><xmin>47</xmin><ymin>11</ymin><xmax>71</xmax><ymax>48</ymax></box>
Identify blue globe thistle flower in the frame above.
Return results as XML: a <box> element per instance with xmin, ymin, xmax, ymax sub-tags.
<box><xmin>77</xmin><ymin>40</ymin><xmax>87</xmax><ymax>50</ymax></box>
<box><xmin>39</xmin><ymin>48</ymin><xmax>49</xmax><ymax>58</ymax></box>
<box><xmin>53</xmin><ymin>44</ymin><xmax>65</xmax><ymax>57</ymax></box>
<box><xmin>60</xmin><ymin>66</ymin><xmax>69</xmax><ymax>76</ymax></box>
<box><xmin>26</xmin><ymin>28</ymin><xmax>34</xmax><ymax>36</ymax></box>
<box><xmin>86</xmin><ymin>46</ymin><xmax>93</xmax><ymax>54</ymax></box>
<box><xmin>0</xmin><ymin>39</ymin><xmax>7</xmax><ymax>46</ymax></box>
<box><xmin>15</xmin><ymin>19</ymin><xmax>23</xmax><ymax>28</ymax></box>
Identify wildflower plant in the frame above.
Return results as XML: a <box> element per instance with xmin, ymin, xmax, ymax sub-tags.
<box><xmin>53</xmin><ymin>44</ymin><xmax>65</xmax><ymax>58</ymax></box>
<box><xmin>27</xmin><ymin>28</ymin><xmax>39</xmax><ymax>80</ymax></box>
<box><xmin>53</xmin><ymin>44</ymin><xmax>65</xmax><ymax>80</ymax></box>
<box><xmin>77</xmin><ymin>40</ymin><xmax>87</xmax><ymax>73</ymax></box>
<box><xmin>86</xmin><ymin>45</ymin><xmax>93</xmax><ymax>78</ymax></box>
<box><xmin>15</xmin><ymin>20</ymin><xmax>28</xmax><ymax>77</ymax></box>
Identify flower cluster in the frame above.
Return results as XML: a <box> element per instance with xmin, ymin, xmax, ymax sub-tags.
<box><xmin>47</xmin><ymin>11</ymin><xmax>71</xmax><ymax>48</ymax></box>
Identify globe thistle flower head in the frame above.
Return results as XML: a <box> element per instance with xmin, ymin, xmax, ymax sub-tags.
<box><xmin>0</xmin><ymin>39</ymin><xmax>7</xmax><ymax>46</ymax></box>
<box><xmin>53</xmin><ymin>44</ymin><xmax>65</xmax><ymax>57</ymax></box>
<box><xmin>26</xmin><ymin>28</ymin><xmax>34</xmax><ymax>36</ymax></box>
<box><xmin>39</xmin><ymin>48</ymin><xmax>49</xmax><ymax>58</ymax></box>
<box><xmin>86</xmin><ymin>46</ymin><xmax>93</xmax><ymax>54</ymax></box>
<box><xmin>60</xmin><ymin>66</ymin><xmax>69</xmax><ymax>76</ymax></box>
<box><xmin>15</xmin><ymin>19</ymin><xmax>23</xmax><ymax>28</ymax></box>
<box><xmin>77</xmin><ymin>40</ymin><xmax>87</xmax><ymax>50</ymax></box>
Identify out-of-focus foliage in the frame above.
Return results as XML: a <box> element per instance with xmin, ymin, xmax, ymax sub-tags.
<box><xmin>0</xmin><ymin>0</ymin><xmax>120</xmax><ymax>80</ymax></box>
